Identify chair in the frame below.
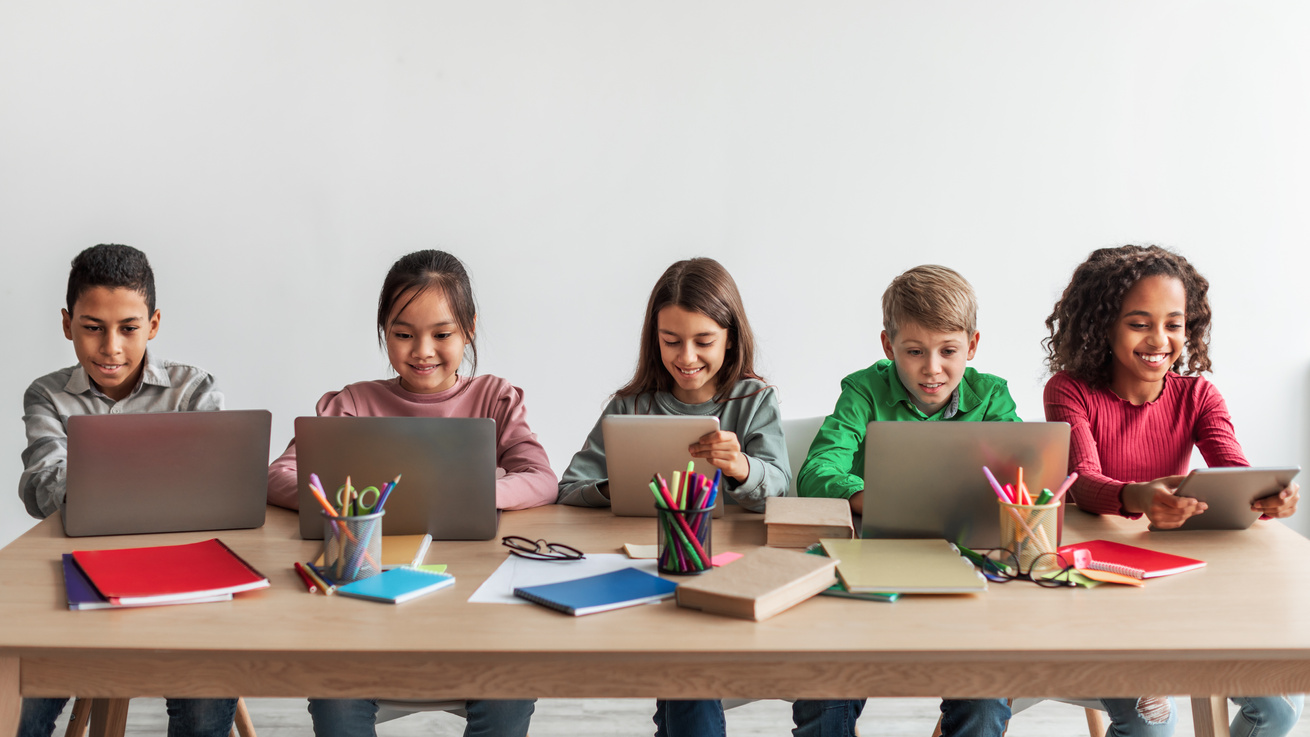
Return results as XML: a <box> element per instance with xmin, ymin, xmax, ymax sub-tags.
<box><xmin>929</xmin><ymin>698</ymin><xmax>1104</xmax><ymax>737</ymax></box>
<box><xmin>781</xmin><ymin>416</ymin><xmax>826</xmax><ymax>496</ymax></box>
<box><xmin>65</xmin><ymin>697</ymin><xmax>255</xmax><ymax>737</ymax></box>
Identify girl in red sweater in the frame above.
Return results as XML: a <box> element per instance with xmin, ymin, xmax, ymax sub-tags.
<box><xmin>1043</xmin><ymin>244</ymin><xmax>1300</xmax><ymax>737</ymax></box>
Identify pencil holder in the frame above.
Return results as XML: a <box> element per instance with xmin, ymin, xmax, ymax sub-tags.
<box><xmin>656</xmin><ymin>504</ymin><xmax>712</xmax><ymax>575</ymax></box>
<box><xmin>997</xmin><ymin>500</ymin><xmax>1060</xmax><ymax>572</ymax></box>
<box><xmin>321</xmin><ymin>510</ymin><xmax>385</xmax><ymax>584</ymax></box>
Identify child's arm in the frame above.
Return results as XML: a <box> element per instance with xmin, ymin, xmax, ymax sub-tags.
<box><xmin>979</xmin><ymin>380</ymin><xmax>1021</xmax><ymax>422</ymax></box>
<box><xmin>1191</xmin><ymin>379</ymin><xmax>1298</xmax><ymax>519</ymax></box>
<box><xmin>266</xmin><ymin>388</ymin><xmax>358</xmax><ymax>510</ymax></box>
<box><xmin>1043</xmin><ymin>374</ymin><xmax>1136</xmax><ymax>516</ymax></box>
<box><xmin>179</xmin><ymin>371</ymin><xmax>224</xmax><ymax>412</ymax></box>
<box><xmin>18</xmin><ymin>383</ymin><xmax>68</xmax><ymax>519</ymax></box>
<box><xmin>557</xmin><ymin>406</ymin><xmax>614</xmax><ymax>507</ymax></box>
<box><xmin>689</xmin><ymin>386</ymin><xmax>789</xmax><ymax>513</ymax></box>
<box><xmin>796</xmin><ymin>377</ymin><xmax>874</xmax><ymax>501</ymax></box>
<box><xmin>489</xmin><ymin>383</ymin><xmax>557</xmax><ymax>511</ymax></box>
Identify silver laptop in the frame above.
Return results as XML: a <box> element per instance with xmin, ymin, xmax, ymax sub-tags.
<box><xmin>295</xmin><ymin>416</ymin><xmax>497</xmax><ymax>540</ymax></box>
<box><xmin>861</xmin><ymin>421</ymin><xmax>1071</xmax><ymax>548</ymax></box>
<box><xmin>64</xmin><ymin>410</ymin><xmax>271</xmax><ymax>537</ymax></box>
<box><xmin>602</xmin><ymin>415</ymin><xmax>725</xmax><ymax>517</ymax></box>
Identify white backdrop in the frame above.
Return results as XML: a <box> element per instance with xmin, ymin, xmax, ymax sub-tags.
<box><xmin>2</xmin><ymin>2</ymin><xmax>1308</xmax><ymax>548</ymax></box>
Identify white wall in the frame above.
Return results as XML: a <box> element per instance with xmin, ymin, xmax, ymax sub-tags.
<box><xmin>2</xmin><ymin>2</ymin><xmax>1308</xmax><ymax>548</ymax></box>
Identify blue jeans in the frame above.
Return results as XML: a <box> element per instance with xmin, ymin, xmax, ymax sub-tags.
<box><xmin>307</xmin><ymin>697</ymin><xmax>535</xmax><ymax>737</ymax></box>
<box><xmin>1106</xmin><ymin>695</ymin><xmax>1305</xmax><ymax>737</ymax></box>
<box><xmin>791</xmin><ymin>699</ymin><xmax>865</xmax><ymax>737</ymax></box>
<box><xmin>18</xmin><ymin>697</ymin><xmax>237</xmax><ymax>737</ymax></box>
<box><xmin>653</xmin><ymin>699</ymin><xmax>727</xmax><ymax>737</ymax></box>
<box><xmin>939</xmin><ymin>699</ymin><xmax>1011</xmax><ymax>737</ymax></box>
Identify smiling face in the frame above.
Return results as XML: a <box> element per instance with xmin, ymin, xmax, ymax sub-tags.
<box><xmin>657</xmin><ymin>305</ymin><xmax>732</xmax><ymax>405</ymax></box>
<box><xmin>1108</xmin><ymin>275</ymin><xmax>1187</xmax><ymax>404</ymax></box>
<box><xmin>384</xmin><ymin>287</ymin><xmax>472</xmax><ymax>394</ymax></box>
<box><xmin>881</xmin><ymin>321</ymin><xmax>979</xmax><ymax>415</ymax></box>
<box><xmin>62</xmin><ymin>286</ymin><xmax>160</xmax><ymax>401</ymax></box>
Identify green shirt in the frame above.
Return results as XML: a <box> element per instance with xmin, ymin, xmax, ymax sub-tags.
<box><xmin>796</xmin><ymin>359</ymin><xmax>1020</xmax><ymax>500</ymax></box>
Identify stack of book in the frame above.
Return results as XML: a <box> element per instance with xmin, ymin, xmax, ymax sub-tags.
<box><xmin>675</xmin><ymin>547</ymin><xmax>839</xmax><ymax>621</ymax></box>
<box><xmin>63</xmin><ymin>538</ymin><xmax>270</xmax><ymax>610</ymax></box>
<box><xmin>764</xmin><ymin>497</ymin><xmax>854</xmax><ymax>548</ymax></box>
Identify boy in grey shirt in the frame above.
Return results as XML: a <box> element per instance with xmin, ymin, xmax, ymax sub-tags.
<box><xmin>17</xmin><ymin>244</ymin><xmax>234</xmax><ymax>737</ymax></box>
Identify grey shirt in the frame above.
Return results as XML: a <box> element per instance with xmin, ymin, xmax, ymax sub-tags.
<box><xmin>19</xmin><ymin>352</ymin><xmax>224</xmax><ymax>519</ymax></box>
<box><xmin>557</xmin><ymin>379</ymin><xmax>789</xmax><ymax>512</ymax></box>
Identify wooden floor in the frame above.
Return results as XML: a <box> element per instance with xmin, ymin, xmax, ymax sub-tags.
<box><xmin>42</xmin><ymin>696</ymin><xmax>1310</xmax><ymax>736</ymax></box>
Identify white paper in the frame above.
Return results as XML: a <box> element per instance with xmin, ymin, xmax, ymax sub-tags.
<box><xmin>468</xmin><ymin>553</ymin><xmax>660</xmax><ymax>604</ymax></box>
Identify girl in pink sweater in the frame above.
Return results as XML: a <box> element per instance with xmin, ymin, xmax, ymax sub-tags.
<box><xmin>1043</xmin><ymin>244</ymin><xmax>1301</xmax><ymax>737</ymax></box>
<box><xmin>267</xmin><ymin>249</ymin><xmax>556</xmax><ymax>512</ymax></box>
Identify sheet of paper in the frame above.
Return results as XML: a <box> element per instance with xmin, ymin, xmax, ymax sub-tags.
<box><xmin>622</xmin><ymin>544</ymin><xmax>658</xmax><ymax>559</ymax></box>
<box><xmin>468</xmin><ymin>554</ymin><xmax>660</xmax><ymax>604</ymax></box>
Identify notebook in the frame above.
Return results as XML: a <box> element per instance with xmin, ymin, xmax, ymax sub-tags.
<box><xmin>675</xmin><ymin>547</ymin><xmax>838</xmax><ymax>621</ymax></box>
<box><xmin>295</xmin><ymin>416</ymin><xmax>498</xmax><ymax>540</ymax></box>
<box><xmin>335</xmin><ymin>567</ymin><xmax>455</xmax><ymax>604</ymax></box>
<box><xmin>62</xmin><ymin>554</ymin><xmax>231</xmax><ymax>610</ymax></box>
<box><xmin>513</xmin><ymin>567</ymin><xmax>678</xmax><ymax>616</ymax></box>
<box><xmin>63</xmin><ymin>410</ymin><xmax>271</xmax><ymax>537</ymax></box>
<box><xmin>602</xmin><ymin>415</ymin><xmax>725</xmax><ymax>517</ymax></box>
<box><xmin>765</xmin><ymin>497</ymin><xmax>854</xmax><ymax>548</ymax></box>
<box><xmin>804</xmin><ymin>546</ymin><xmax>899</xmax><ymax>602</ymax></box>
<box><xmin>819</xmin><ymin>538</ymin><xmax>988</xmax><ymax>594</ymax></box>
<box><xmin>862</xmin><ymin>421</ymin><xmax>1070</xmax><ymax>548</ymax></box>
<box><xmin>1056</xmin><ymin>540</ymin><xmax>1205</xmax><ymax>579</ymax></box>
<box><xmin>70</xmin><ymin>538</ymin><xmax>269</xmax><ymax>606</ymax></box>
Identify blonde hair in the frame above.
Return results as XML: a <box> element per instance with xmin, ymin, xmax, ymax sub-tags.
<box><xmin>881</xmin><ymin>265</ymin><xmax>978</xmax><ymax>338</ymax></box>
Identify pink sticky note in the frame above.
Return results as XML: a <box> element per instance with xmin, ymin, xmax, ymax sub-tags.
<box><xmin>710</xmin><ymin>552</ymin><xmax>743</xmax><ymax>567</ymax></box>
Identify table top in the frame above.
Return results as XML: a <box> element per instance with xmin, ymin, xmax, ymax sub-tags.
<box><xmin>4</xmin><ymin>504</ymin><xmax>1310</xmax><ymax>700</ymax></box>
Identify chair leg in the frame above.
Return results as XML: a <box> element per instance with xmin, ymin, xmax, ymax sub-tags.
<box><xmin>87</xmin><ymin>698</ymin><xmax>129</xmax><ymax>737</ymax></box>
<box><xmin>64</xmin><ymin>698</ymin><xmax>92</xmax><ymax>737</ymax></box>
<box><xmin>1084</xmin><ymin>707</ymin><xmax>1105</xmax><ymax>737</ymax></box>
<box><xmin>931</xmin><ymin>714</ymin><xmax>944</xmax><ymax>737</ymax></box>
<box><xmin>232</xmin><ymin>697</ymin><xmax>256</xmax><ymax>737</ymax></box>
<box><xmin>1190</xmin><ymin>696</ymin><xmax>1228</xmax><ymax>737</ymax></box>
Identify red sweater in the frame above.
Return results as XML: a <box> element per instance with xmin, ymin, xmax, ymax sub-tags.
<box><xmin>1043</xmin><ymin>371</ymin><xmax>1247</xmax><ymax>517</ymax></box>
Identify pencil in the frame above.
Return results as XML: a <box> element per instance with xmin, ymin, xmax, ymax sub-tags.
<box><xmin>292</xmin><ymin>562</ymin><xmax>319</xmax><ymax>594</ymax></box>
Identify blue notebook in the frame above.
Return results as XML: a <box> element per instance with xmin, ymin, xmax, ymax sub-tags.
<box><xmin>513</xmin><ymin>567</ymin><xmax>677</xmax><ymax>616</ymax></box>
<box><xmin>335</xmin><ymin>567</ymin><xmax>455</xmax><ymax>604</ymax></box>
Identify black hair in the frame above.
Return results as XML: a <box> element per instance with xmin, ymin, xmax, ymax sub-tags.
<box><xmin>65</xmin><ymin>244</ymin><xmax>157</xmax><ymax>315</ymax></box>
<box><xmin>376</xmin><ymin>250</ymin><xmax>478</xmax><ymax>376</ymax></box>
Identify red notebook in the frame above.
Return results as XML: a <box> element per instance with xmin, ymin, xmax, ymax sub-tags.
<box><xmin>1056</xmin><ymin>539</ymin><xmax>1205</xmax><ymax>579</ymax></box>
<box><xmin>71</xmin><ymin>538</ymin><xmax>270</xmax><ymax>606</ymax></box>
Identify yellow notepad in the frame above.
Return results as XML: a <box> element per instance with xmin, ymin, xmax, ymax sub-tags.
<box><xmin>819</xmin><ymin>539</ymin><xmax>987</xmax><ymax>594</ymax></box>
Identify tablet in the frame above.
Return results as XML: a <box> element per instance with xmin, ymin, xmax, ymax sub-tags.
<box><xmin>602</xmin><ymin>415</ymin><xmax>725</xmax><ymax>517</ymax></box>
<box><xmin>1153</xmin><ymin>466</ymin><xmax>1301</xmax><ymax>531</ymax></box>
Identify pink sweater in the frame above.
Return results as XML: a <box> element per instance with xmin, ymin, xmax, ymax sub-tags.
<box><xmin>267</xmin><ymin>375</ymin><xmax>556</xmax><ymax>511</ymax></box>
<box><xmin>1043</xmin><ymin>371</ymin><xmax>1247</xmax><ymax>517</ymax></box>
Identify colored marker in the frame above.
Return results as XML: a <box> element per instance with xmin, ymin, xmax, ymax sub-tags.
<box><xmin>1051</xmin><ymin>472</ymin><xmax>1079</xmax><ymax>503</ymax></box>
<box><xmin>982</xmin><ymin>466</ymin><xmax>1010</xmax><ymax>503</ymax></box>
<box><xmin>292</xmin><ymin>562</ymin><xmax>318</xmax><ymax>594</ymax></box>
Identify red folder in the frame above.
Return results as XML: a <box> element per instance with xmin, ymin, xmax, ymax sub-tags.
<box><xmin>1056</xmin><ymin>539</ymin><xmax>1205</xmax><ymax>579</ymax></box>
<box><xmin>71</xmin><ymin>538</ymin><xmax>269</xmax><ymax>605</ymax></box>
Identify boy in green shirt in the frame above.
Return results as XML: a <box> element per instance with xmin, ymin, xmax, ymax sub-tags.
<box><xmin>792</xmin><ymin>265</ymin><xmax>1017</xmax><ymax>737</ymax></box>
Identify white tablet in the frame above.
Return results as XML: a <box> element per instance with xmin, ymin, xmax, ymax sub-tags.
<box><xmin>602</xmin><ymin>415</ymin><xmax>725</xmax><ymax>517</ymax></box>
<box><xmin>1152</xmin><ymin>466</ymin><xmax>1301</xmax><ymax>531</ymax></box>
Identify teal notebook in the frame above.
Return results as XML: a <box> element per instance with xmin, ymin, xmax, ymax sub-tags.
<box><xmin>335</xmin><ymin>567</ymin><xmax>455</xmax><ymax>604</ymax></box>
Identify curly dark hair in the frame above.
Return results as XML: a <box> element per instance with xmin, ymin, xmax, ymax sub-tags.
<box><xmin>1043</xmin><ymin>244</ymin><xmax>1212</xmax><ymax>388</ymax></box>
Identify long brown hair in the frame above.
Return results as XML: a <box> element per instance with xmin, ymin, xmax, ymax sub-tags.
<box><xmin>616</xmin><ymin>258</ymin><xmax>764</xmax><ymax>402</ymax></box>
<box><xmin>1043</xmin><ymin>244</ymin><xmax>1212</xmax><ymax>388</ymax></box>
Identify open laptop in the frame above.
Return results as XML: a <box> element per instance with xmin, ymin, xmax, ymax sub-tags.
<box><xmin>63</xmin><ymin>410</ymin><xmax>271</xmax><ymax>537</ymax></box>
<box><xmin>602</xmin><ymin>415</ymin><xmax>725</xmax><ymax>517</ymax></box>
<box><xmin>295</xmin><ymin>416</ymin><xmax>498</xmax><ymax>540</ymax></box>
<box><xmin>861</xmin><ymin>421</ymin><xmax>1070</xmax><ymax>548</ymax></box>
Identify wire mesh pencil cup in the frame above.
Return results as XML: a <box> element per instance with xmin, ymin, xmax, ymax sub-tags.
<box><xmin>997</xmin><ymin>500</ymin><xmax>1060</xmax><ymax>572</ymax></box>
<box><xmin>321</xmin><ymin>510</ymin><xmax>385</xmax><ymax>583</ymax></box>
<box><xmin>656</xmin><ymin>504</ymin><xmax>712</xmax><ymax>575</ymax></box>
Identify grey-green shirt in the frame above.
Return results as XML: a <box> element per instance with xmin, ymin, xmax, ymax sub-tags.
<box><xmin>557</xmin><ymin>379</ymin><xmax>789</xmax><ymax>512</ymax></box>
<box><xmin>19</xmin><ymin>352</ymin><xmax>224</xmax><ymax>519</ymax></box>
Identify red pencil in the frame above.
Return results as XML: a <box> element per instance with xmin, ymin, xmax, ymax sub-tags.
<box><xmin>292</xmin><ymin>562</ymin><xmax>318</xmax><ymax>594</ymax></box>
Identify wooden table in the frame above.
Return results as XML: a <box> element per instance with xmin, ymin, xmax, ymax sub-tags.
<box><xmin>3</xmin><ymin>505</ymin><xmax>1309</xmax><ymax>737</ymax></box>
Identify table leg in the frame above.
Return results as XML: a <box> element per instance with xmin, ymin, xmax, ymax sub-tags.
<box><xmin>0</xmin><ymin>657</ymin><xmax>18</xmax><ymax>737</ymax></box>
<box><xmin>87</xmin><ymin>698</ymin><xmax>129</xmax><ymax>737</ymax></box>
<box><xmin>1190</xmin><ymin>696</ymin><xmax>1229</xmax><ymax>737</ymax></box>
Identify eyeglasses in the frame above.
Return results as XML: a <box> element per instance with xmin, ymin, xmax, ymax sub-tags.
<box><xmin>975</xmin><ymin>548</ymin><xmax>1078</xmax><ymax>588</ymax></box>
<box><xmin>501</xmin><ymin>536</ymin><xmax>585</xmax><ymax>561</ymax></box>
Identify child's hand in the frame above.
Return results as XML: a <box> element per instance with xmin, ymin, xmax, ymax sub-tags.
<box><xmin>1252</xmin><ymin>482</ymin><xmax>1299</xmax><ymax>519</ymax></box>
<box><xmin>1123</xmin><ymin>475</ymin><xmax>1205</xmax><ymax>529</ymax></box>
<box><xmin>689</xmin><ymin>430</ymin><xmax>750</xmax><ymax>482</ymax></box>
